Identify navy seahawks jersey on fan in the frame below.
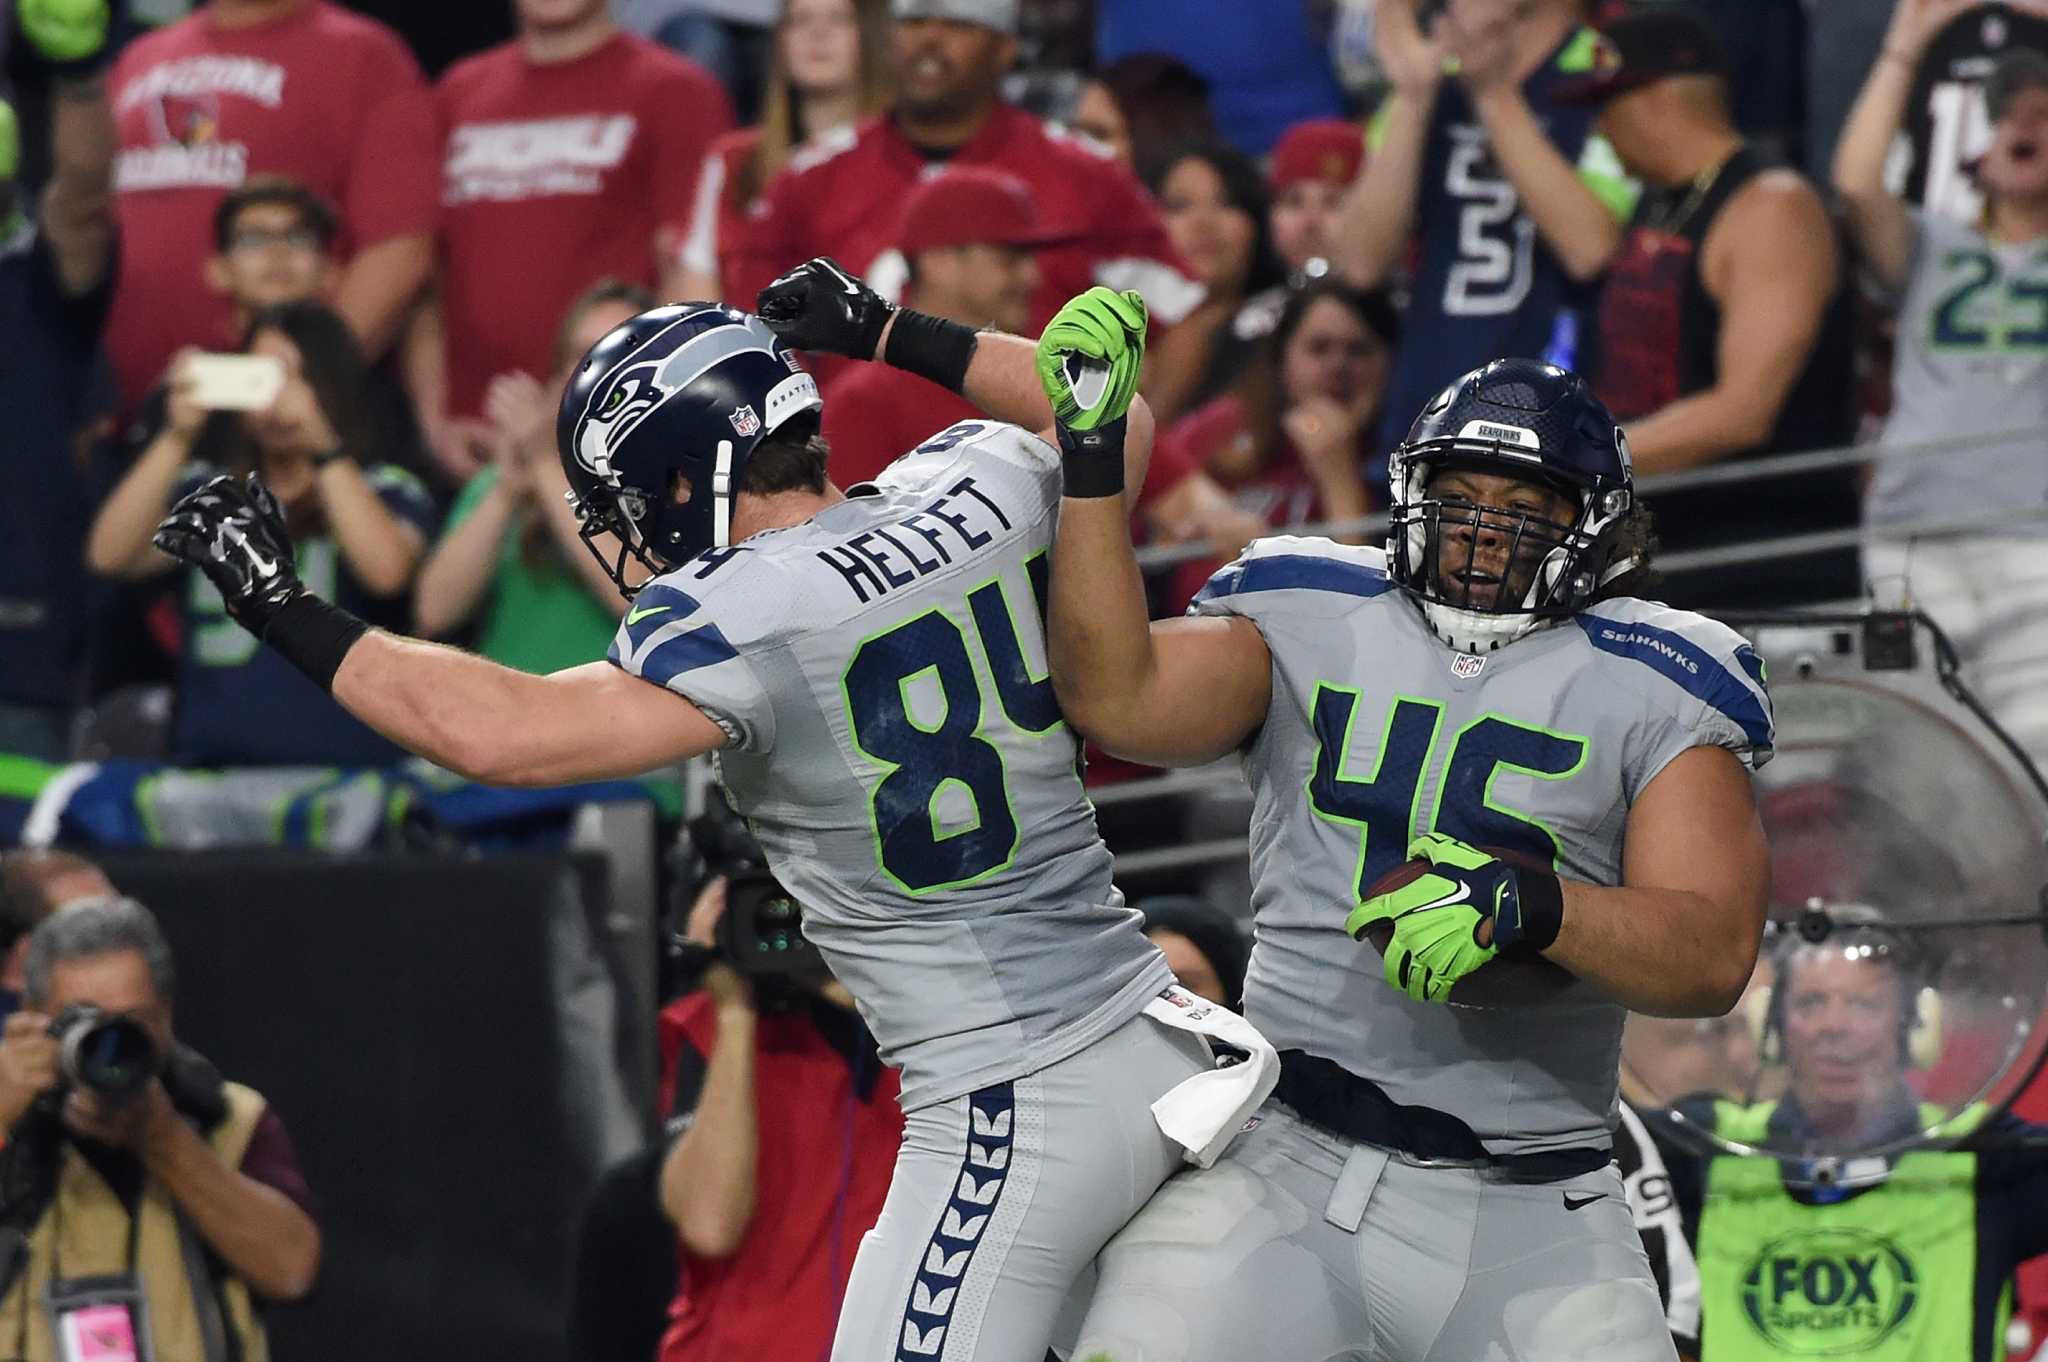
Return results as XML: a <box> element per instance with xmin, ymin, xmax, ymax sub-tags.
<box><xmin>1191</xmin><ymin>537</ymin><xmax>1772</xmax><ymax>1154</ymax></box>
<box><xmin>1372</xmin><ymin>27</ymin><xmax>1632</xmax><ymax>460</ymax></box>
<box><xmin>610</xmin><ymin>421</ymin><xmax>1172</xmax><ymax>1109</ymax></box>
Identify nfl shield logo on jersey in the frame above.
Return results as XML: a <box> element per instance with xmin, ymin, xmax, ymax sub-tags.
<box><xmin>728</xmin><ymin>404</ymin><xmax>762</xmax><ymax>437</ymax></box>
<box><xmin>1451</xmin><ymin>654</ymin><xmax>1486</xmax><ymax>679</ymax></box>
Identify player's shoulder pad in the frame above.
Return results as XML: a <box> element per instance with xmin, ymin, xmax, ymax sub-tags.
<box><xmin>609</xmin><ymin>553</ymin><xmax>790</xmax><ymax>683</ymax></box>
<box><xmin>786</xmin><ymin>121</ymin><xmax>862</xmax><ymax>176</ymax></box>
<box><xmin>1574</xmin><ymin>597</ymin><xmax>1774</xmax><ymax>758</ymax></box>
<box><xmin>874</xmin><ymin>419</ymin><xmax>1059</xmax><ymax>497</ymax></box>
<box><xmin>1188</xmin><ymin>536</ymin><xmax>1394</xmax><ymax>616</ymax></box>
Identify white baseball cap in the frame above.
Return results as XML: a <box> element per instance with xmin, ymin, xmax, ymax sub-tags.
<box><xmin>891</xmin><ymin>0</ymin><xmax>1020</xmax><ymax>36</ymax></box>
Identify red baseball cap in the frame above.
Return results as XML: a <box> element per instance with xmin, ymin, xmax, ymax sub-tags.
<box><xmin>1268</xmin><ymin>118</ymin><xmax>1365</xmax><ymax>193</ymax></box>
<box><xmin>896</xmin><ymin>167</ymin><xmax>1070</xmax><ymax>256</ymax></box>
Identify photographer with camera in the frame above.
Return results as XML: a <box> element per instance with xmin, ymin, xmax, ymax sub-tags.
<box><xmin>0</xmin><ymin>897</ymin><xmax>319</xmax><ymax>1362</ymax></box>
<box><xmin>653</xmin><ymin>810</ymin><xmax>902</xmax><ymax>1362</ymax></box>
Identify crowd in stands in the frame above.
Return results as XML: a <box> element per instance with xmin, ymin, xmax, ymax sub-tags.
<box><xmin>6</xmin><ymin>1</ymin><xmax>2048</xmax><ymax>1358</ymax></box>
<box><xmin>4</xmin><ymin>0</ymin><xmax>2044</xmax><ymax>785</ymax></box>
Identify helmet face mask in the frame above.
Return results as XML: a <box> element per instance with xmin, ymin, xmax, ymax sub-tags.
<box><xmin>1386</xmin><ymin>360</ymin><xmax>1636</xmax><ymax>653</ymax></box>
<box><xmin>557</xmin><ymin>304</ymin><xmax>822</xmax><ymax>598</ymax></box>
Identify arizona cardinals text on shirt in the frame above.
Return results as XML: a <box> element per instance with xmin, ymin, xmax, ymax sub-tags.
<box><xmin>114</xmin><ymin>55</ymin><xmax>289</xmax><ymax>190</ymax></box>
<box><xmin>816</xmin><ymin>477</ymin><xmax>1014</xmax><ymax>604</ymax></box>
<box><xmin>443</xmin><ymin>115</ymin><xmax>639</xmax><ymax>203</ymax></box>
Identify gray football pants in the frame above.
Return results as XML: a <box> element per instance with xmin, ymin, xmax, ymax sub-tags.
<box><xmin>830</xmin><ymin>1011</ymin><xmax>1213</xmax><ymax>1362</ymax></box>
<box><xmin>1072</xmin><ymin>1102</ymin><xmax>1678</xmax><ymax>1362</ymax></box>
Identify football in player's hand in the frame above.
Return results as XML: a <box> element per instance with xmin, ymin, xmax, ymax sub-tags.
<box><xmin>1356</xmin><ymin>847</ymin><xmax>1578</xmax><ymax>1008</ymax></box>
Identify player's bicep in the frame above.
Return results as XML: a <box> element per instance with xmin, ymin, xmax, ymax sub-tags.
<box><xmin>1623</xmin><ymin>745</ymin><xmax>1769</xmax><ymax>957</ymax></box>
<box><xmin>1098</xmin><ymin>614</ymin><xmax>1270</xmax><ymax>767</ymax></box>
<box><xmin>506</xmin><ymin>661</ymin><xmax>728</xmax><ymax>786</ymax></box>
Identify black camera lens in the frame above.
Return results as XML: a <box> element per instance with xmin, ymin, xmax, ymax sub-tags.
<box><xmin>51</xmin><ymin>1008</ymin><xmax>159</xmax><ymax>1103</ymax></box>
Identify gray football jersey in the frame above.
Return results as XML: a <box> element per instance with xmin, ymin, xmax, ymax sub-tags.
<box><xmin>611</xmin><ymin>420</ymin><xmax>1171</xmax><ymax>1109</ymax></box>
<box><xmin>1191</xmin><ymin>536</ymin><xmax>1774</xmax><ymax>1154</ymax></box>
<box><xmin>1871</xmin><ymin>210</ymin><xmax>2048</xmax><ymax>530</ymax></box>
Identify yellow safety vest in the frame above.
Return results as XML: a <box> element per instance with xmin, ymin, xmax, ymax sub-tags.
<box><xmin>1699</xmin><ymin>1100</ymin><xmax>2003</xmax><ymax>1362</ymax></box>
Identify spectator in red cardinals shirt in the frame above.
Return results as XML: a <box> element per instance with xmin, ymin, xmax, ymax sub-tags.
<box><xmin>819</xmin><ymin>168</ymin><xmax>1263</xmax><ymax>564</ymax></box>
<box><xmin>819</xmin><ymin>166</ymin><xmax>1052</xmax><ymax>485</ymax></box>
<box><xmin>1209</xmin><ymin>117</ymin><xmax>1369</xmax><ymax>422</ymax></box>
<box><xmin>103</xmin><ymin>0</ymin><xmax>440</xmax><ymax>411</ymax></box>
<box><xmin>409</xmin><ymin>0</ymin><xmax>733</xmax><ymax>484</ymax></box>
<box><xmin>674</xmin><ymin>0</ymin><xmax>897</xmax><ymax>304</ymax></box>
<box><xmin>1266</xmin><ymin>116</ymin><xmax>1367</xmax><ymax>280</ymax></box>
<box><xmin>728</xmin><ymin>0</ymin><xmax>1203</xmax><ymax>346</ymax></box>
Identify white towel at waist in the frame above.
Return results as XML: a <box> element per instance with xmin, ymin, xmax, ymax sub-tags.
<box><xmin>1140</xmin><ymin>986</ymin><xmax>1279</xmax><ymax>1169</ymax></box>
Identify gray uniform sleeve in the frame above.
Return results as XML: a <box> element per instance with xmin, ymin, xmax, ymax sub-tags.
<box><xmin>607</xmin><ymin>571</ymin><xmax>782</xmax><ymax>753</ymax></box>
<box><xmin>1575</xmin><ymin>603</ymin><xmax>1776</xmax><ymax>794</ymax></box>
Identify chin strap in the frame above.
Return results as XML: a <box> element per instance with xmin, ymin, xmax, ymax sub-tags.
<box><xmin>712</xmin><ymin>438</ymin><xmax>735</xmax><ymax>549</ymax></box>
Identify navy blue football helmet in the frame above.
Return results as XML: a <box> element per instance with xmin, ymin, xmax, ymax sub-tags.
<box><xmin>1387</xmin><ymin>358</ymin><xmax>1636</xmax><ymax>653</ymax></box>
<box><xmin>557</xmin><ymin>303</ymin><xmax>823</xmax><ymax>596</ymax></box>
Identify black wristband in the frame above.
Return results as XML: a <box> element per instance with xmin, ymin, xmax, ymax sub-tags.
<box><xmin>882</xmin><ymin>309</ymin><xmax>979</xmax><ymax>393</ymax></box>
<box><xmin>311</xmin><ymin>445</ymin><xmax>349</xmax><ymax>469</ymax></box>
<box><xmin>1505</xmin><ymin>867</ymin><xmax>1565</xmax><ymax>957</ymax></box>
<box><xmin>1056</xmin><ymin>417</ymin><xmax>1127</xmax><ymax>499</ymax></box>
<box><xmin>258</xmin><ymin>593</ymin><xmax>370</xmax><ymax>693</ymax></box>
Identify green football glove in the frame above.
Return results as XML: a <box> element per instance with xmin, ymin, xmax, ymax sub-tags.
<box><xmin>1035</xmin><ymin>287</ymin><xmax>1147</xmax><ymax>431</ymax></box>
<box><xmin>19</xmin><ymin>0</ymin><xmax>112</xmax><ymax>70</ymax></box>
<box><xmin>1346</xmin><ymin>833</ymin><xmax>1564</xmax><ymax>1003</ymax></box>
<box><xmin>1035</xmin><ymin>287</ymin><xmax>1147</xmax><ymax>499</ymax></box>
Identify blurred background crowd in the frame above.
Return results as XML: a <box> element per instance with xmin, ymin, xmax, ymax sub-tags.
<box><xmin>3</xmin><ymin>0</ymin><xmax>2048</xmax><ymax>1358</ymax></box>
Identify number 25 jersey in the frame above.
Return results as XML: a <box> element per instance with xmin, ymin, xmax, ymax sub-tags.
<box><xmin>609</xmin><ymin>421</ymin><xmax>1172</xmax><ymax>1110</ymax></box>
<box><xmin>1191</xmin><ymin>536</ymin><xmax>1773</xmax><ymax>1154</ymax></box>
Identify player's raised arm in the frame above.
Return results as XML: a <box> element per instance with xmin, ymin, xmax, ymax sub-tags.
<box><xmin>153</xmin><ymin>476</ymin><xmax>726</xmax><ymax>786</ymax></box>
<box><xmin>756</xmin><ymin>257</ymin><xmax>1157</xmax><ymax>514</ymax></box>
<box><xmin>1035</xmin><ymin>293</ymin><xmax>1272</xmax><ymax>768</ymax></box>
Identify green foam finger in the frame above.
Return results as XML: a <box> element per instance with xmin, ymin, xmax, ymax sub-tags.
<box><xmin>20</xmin><ymin>0</ymin><xmax>109</xmax><ymax>62</ymax></box>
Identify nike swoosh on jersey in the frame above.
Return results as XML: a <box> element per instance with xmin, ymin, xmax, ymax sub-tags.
<box><xmin>626</xmin><ymin>604</ymin><xmax>672</xmax><ymax>626</ymax></box>
<box><xmin>1563</xmin><ymin>1192</ymin><xmax>1604</xmax><ymax>1211</ymax></box>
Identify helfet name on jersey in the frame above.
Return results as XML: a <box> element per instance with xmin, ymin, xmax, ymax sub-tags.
<box><xmin>816</xmin><ymin>477</ymin><xmax>1014</xmax><ymax>604</ymax></box>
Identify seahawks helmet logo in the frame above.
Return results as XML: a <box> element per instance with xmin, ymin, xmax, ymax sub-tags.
<box><xmin>572</xmin><ymin>358</ymin><xmax>672</xmax><ymax>479</ymax></box>
<box><xmin>569</xmin><ymin>313</ymin><xmax>787</xmax><ymax>479</ymax></box>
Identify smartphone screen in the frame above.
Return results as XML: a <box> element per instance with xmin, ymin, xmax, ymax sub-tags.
<box><xmin>186</xmin><ymin>354</ymin><xmax>287</xmax><ymax>412</ymax></box>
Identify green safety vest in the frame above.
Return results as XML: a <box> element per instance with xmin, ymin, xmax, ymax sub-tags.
<box><xmin>1698</xmin><ymin>1101</ymin><xmax>2006</xmax><ymax>1361</ymax></box>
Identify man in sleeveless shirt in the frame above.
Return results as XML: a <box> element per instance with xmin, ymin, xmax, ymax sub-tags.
<box><xmin>1564</xmin><ymin>7</ymin><xmax>1859</xmax><ymax>610</ymax></box>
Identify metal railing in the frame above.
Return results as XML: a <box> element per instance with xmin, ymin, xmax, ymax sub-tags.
<box><xmin>1105</xmin><ymin>423</ymin><xmax>2048</xmax><ymax>880</ymax></box>
<box><xmin>1128</xmin><ymin>424</ymin><xmax>2048</xmax><ymax>575</ymax></box>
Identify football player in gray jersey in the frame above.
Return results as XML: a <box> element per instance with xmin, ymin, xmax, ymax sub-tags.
<box><xmin>1051</xmin><ymin>358</ymin><xmax>1774</xmax><ymax>1361</ymax></box>
<box><xmin>150</xmin><ymin>269</ymin><xmax>1277</xmax><ymax>1362</ymax></box>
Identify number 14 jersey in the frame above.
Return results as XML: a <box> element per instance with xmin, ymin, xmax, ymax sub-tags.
<box><xmin>609</xmin><ymin>421</ymin><xmax>1172</xmax><ymax>1110</ymax></box>
<box><xmin>1191</xmin><ymin>537</ymin><xmax>1773</xmax><ymax>1155</ymax></box>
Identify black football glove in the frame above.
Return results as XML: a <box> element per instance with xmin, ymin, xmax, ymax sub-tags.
<box><xmin>153</xmin><ymin>473</ymin><xmax>304</xmax><ymax>634</ymax></box>
<box><xmin>756</xmin><ymin>257</ymin><xmax>894</xmax><ymax>358</ymax></box>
